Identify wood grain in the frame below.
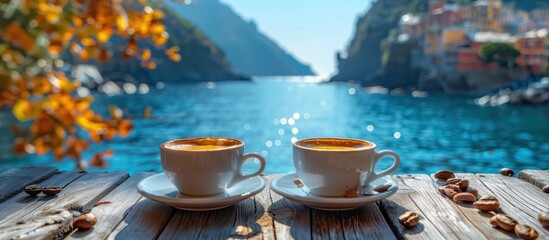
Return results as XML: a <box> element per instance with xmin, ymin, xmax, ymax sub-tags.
<box><xmin>475</xmin><ymin>173</ymin><xmax>549</xmax><ymax>238</ymax></box>
<box><xmin>107</xmin><ymin>197</ymin><xmax>174</xmax><ymax>240</ymax></box>
<box><xmin>0</xmin><ymin>208</ymin><xmax>72</xmax><ymax>240</ymax></box>
<box><xmin>340</xmin><ymin>202</ymin><xmax>397</xmax><ymax>239</ymax></box>
<box><xmin>431</xmin><ymin>173</ymin><xmax>515</xmax><ymax>240</ymax></box>
<box><xmin>518</xmin><ymin>170</ymin><xmax>549</xmax><ymax>191</ymax></box>
<box><xmin>265</xmin><ymin>175</ymin><xmax>312</xmax><ymax>240</ymax></box>
<box><xmin>67</xmin><ymin>172</ymin><xmax>155</xmax><ymax>240</ymax></box>
<box><xmin>254</xmin><ymin>175</ymin><xmax>276</xmax><ymax>240</ymax></box>
<box><xmin>0</xmin><ymin>171</ymin><xmax>84</xmax><ymax>226</ymax></box>
<box><xmin>0</xmin><ymin>172</ymin><xmax>127</xmax><ymax>227</ymax></box>
<box><xmin>0</xmin><ymin>166</ymin><xmax>58</xmax><ymax>203</ymax></box>
<box><xmin>379</xmin><ymin>174</ymin><xmax>487</xmax><ymax>240</ymax></box>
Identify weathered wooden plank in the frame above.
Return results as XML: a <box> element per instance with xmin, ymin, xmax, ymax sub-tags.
<box><xmin>265</xmin><ymin>175</ymin><xmax>312</xmax><ymax>240</ymax></box>
<box><xmin>518</xmin><ymin>170</ymin><xmax>549</xmax><ymax>191</ymax></box>
<box><xmin>0</xmin><ymin>166</ymin><xmax>58</xmax><ymax>203</ymax></box>
<box><xmin>67</xmin><ymin>172</ymin><xmax>155</xmax><ymax>240</ymax></box>
<box><xmin>107</xmin><ymin>197</ymin><xmax>174</xmax><ymax>240</ymax></box>
<box><xmin>312</xmin><ymin>210</ymin><xmax>343</xmax><ymax>240</ymax></box>
<box><xmin>379</xmin><ymin>174</ymin><xmax>487</xmax><ymax>240</ymax></box>
<box><xmin>430</xmin><ymin>173</ymin><xmax>515</xmax><ymax>239</ymax></box>
<box><xmin>0</xmin><ymin>171</ymin><xmax>84</xmax><ymax>226</ymax></box>
<box><xmin>340</xmin><ymin>203</ymin><xmax>398</xmax><ymax>240</ymax></box>
<box><xmin>253</xmin><ymin>175</ymin><xmax>276</xmax><ymax>240</ymax></box>
<box><xmin>158</xmin><ymin>196</ymin><xmax>263</xmax><ymax>239</ymax></box>
<box><xmin>476</xmin><ymin>173</ymin><xmax>549</xmax><ymax>238</ymax></box>
<box><xmin>0</xmin><ymin>208</ymin><xmax>72</xmax><ymax>240</ymax></box>
<box><xmin>0</xmin><ymin>172</ymin><xmax>128</xmax><ymax>227</ymax></box>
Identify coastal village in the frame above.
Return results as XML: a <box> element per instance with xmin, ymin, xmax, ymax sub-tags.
<box><xmin>394</xmin><ymin>0</ymin><xmax>549</xmax><ymax>101</ymax></box>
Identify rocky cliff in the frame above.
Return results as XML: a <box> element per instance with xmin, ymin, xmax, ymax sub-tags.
<box><xmin>166</xmin><ymin>0</ymin><xmax>314</xmax><ymax>76</ymax></box>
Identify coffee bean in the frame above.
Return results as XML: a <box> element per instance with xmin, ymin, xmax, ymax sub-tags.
<box><xmin>293</xmin><ymin>178</ymin><xmax>304</xmax><ymax>188</ymax></box>
<box><xmin>514</xmin><ymin>224</ymin><xmax>539</xmax><ymax>240</ymax></box>
<box><xmin>453</xmin><ymin>192</ymin><xmax>476</xmax><ymax>203</ymax></box>
<box><xmin>494</xmin><ymin>214</ymin><xmax>518</xmax><ymax>232</ymax></box>
<box><xmin>464</xmin><ymin>187</ymin><xmax>478</xmax><ymax>197</ymax></box>
<box><xmin>399</xmin><ymin>211</ymin><xmax>420</xmax><ymax>228</ymax></box>
<box><xmin>434</xmin><ymin>170</ymin><xmax>455</xmax><ymax>180</ymax></box>
<box><xmin>539</xmin><ymin>211</ymin><xmax>549</xmax><ymax>227</ymax></box>
<box><xmin>443</xmin><ymin>185</ymin><xmax>461</xmax><ymax>198</ymax></box>
<box><xmin>542</xmin><ymin>185</ymin><xmax>549</xmax><ymax>194</ymax></box>
<box><xmin>42</xmin><ymin>186</ymin><xmax>62</xmax><ymax>196</ymax></box>
<box><xmin>24</xmin><ymin>184</ymin><xmax>43</xmax><ymax>196</ymax></box>
<box><xmin>499</xmin><ymin>168</ymin><xmax>514</xmax><ymax>177</ymax></box>
<box><xmin>445</xmin><ymin>178</ymin><xmax>462</xmax><ymax>185</ymax></box>
<box><xmin>474</xmin><ymin>195</ymin><xmax>500</xmax><ymax>212</ymax></box>
<box><xmin>73</xmin><ymin>213</ymin><xmax>97</xmax><ymax>229</ymax></box>
<box><xmin>489</xmin><ymin>215</ymin><xmax>498</xmax><ymax>228</ymax></box>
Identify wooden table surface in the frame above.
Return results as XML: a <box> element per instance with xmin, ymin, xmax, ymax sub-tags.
<box><xmin>0</xmin><ymin>167</ymin><xmax>547</xmax><ymax>239</ymax></box>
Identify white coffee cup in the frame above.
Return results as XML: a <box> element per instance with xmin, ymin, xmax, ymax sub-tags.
<box><xmin>293</xmin><ymin>137</ymin><xmax>400</xmax><ymax>197</ymax></box>
<box><xmin>160</xmin><ymin>137</ymin><xmax>266</xmax><ymax>196</ymax></box>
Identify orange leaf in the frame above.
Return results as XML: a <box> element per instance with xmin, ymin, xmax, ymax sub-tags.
<box><xmin>90</xmin><ymin>153</ymin><xmax>108</xmax><ymax>168</ymax></box>
<box><xmin>142</xmin><ymin>48</ymin><xmax>151</xmax><ymax>61</ymax></box>
<box><xmin>168</xmin><ymin>53</ymin><xmax>181</xmax><ymax>62</ymax></box>
<box><xmin>13</xmin><ymin>100</ymin><xmax>34</xmax><ymax>121</ymax></box>
<box><xmin>4</xmin><ymin>22</ymin><xmax>35</xmax><ymax>52</ymax></box>
<box><xmin>118</xmin><ymin>120</ymin><xmax>133</xmax><ymax>137</ymax></box>
<box><xmin>152</xmin><ymin>32</ymin><xmax>168</xmax><ymax>46</ymax></box>
<box><xmin>97</xmin><ymin>28</ymin><xmax>113</xmax><ymax>43</ymax></box>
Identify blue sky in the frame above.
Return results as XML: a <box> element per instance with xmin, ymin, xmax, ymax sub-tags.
<box><xmin>222</xmin><ymin>0</ymin><xmax>373</xmax><ymax>76</ymax></box>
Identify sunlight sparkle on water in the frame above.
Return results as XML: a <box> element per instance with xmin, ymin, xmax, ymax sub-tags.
<box><xmin>280</xmin><ymin>118</ymin><xmax>287</xmax><ymax>125</ymax></box>
<box><xmin>278</xmin><ymin>129</ymin><xmax>285</xmax><ymax>135</ymax></box>
<box><xmin>261</xmin><ymin>150</ymin><xmax>268</xmax><ymax>157</ymax></box>
<box><xmin>348</xmin><ymin>88</ymin><xmax>356</xmax><ymax>95</ymax></box>
<box><xmin>243</xmin><ymin>123</ymin><xmax>251</xmax><ymax>130</ymax></box>
<box><xmin>206</xmin><ymin>82</ymin><xmax>216</xmax><ymax>89</ymax></box>
<box><xmin>288</xmin><ymin>118</ymin><xmax>295</xmax><ymax>125</ymax></box>
<box><xmin>291</xmin><ymin>137</ymin><xmax>298</xmax><ymax>143</ymax></box>
<box><xmin>292</xmin><ymin>127</ymin><xmax>299</xmax><ymax>134</ymax></box>
<box><xmin>367</xmin><ymin>125</ymin><xmax>374</xmax><ymax>132</ymax></box>
<box><xmin>265</xmin><ymin>141</ymin><xmax>273</xmax><ymax>147</ymax></box>
<box><xmin>274</xmin><ymin>140</ymin><xmax>281</xmax><ymax>146</ymax></box>
<box><xmin>273</xmin><ymin>119</ymin><xmax>280</xmax><ymax>125</ymax></box>
<box><xmin>293</xmin><ymin>113</ymin><xmax>300</xmax><ymax>119</ymax></box>
<box><xmin>394</xmin><ymin>132</ymin><xmax>401</xmax><ymax>139</ymax></box>
<box><xmin>303</xmin><ymin>113</ymin><xmax>310</xmax><ymax>119</ymax></box>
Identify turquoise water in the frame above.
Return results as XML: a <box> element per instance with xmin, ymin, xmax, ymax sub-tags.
<box><xmin>1</xmin><ymin>77</ymin><xmax>548</xmax><ymax>174</ymax></box>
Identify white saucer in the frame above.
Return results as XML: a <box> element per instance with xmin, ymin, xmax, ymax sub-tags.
<box><xmin>270</xmin><ymin>173</ymin><xmax>398</xmax><ymax>211</ymax></box>
<box><xmin>137</xmin><ymin>173</ymin><xmax>265</xmax><ymax>211</ymax></box>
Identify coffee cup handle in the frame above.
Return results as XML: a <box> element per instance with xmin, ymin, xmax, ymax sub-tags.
<box><xmin>365</xmin><ymin>150</ymin><xmax>400</xmax><ymax>184</ymax></box>
<box><xmin>230</xmin><ymin>153</ymin><xmax>266</xmax><ymax>187</ymax></box>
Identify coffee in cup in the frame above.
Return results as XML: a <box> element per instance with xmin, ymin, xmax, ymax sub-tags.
<box><xmin>161</xmin><ymin>137</ymin><xmax>266</xmax><ymax>196</ymax></box>
<box><xmin>293</xmin><ymin>137</ymin><xmax>400</xmax><ymax>197</ymax></box>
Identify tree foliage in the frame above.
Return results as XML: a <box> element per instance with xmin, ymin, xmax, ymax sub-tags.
<box><xmin>480</xmin><ymin>42</ymin><xmax>521</xmax><ymax>68</ymax></box>
<box><xmin>0</xmin><ymin>0</ymin><xmax>181</xmax><ymax>170</ymax></box>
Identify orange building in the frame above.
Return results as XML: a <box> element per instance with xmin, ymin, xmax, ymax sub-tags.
<box><xmin>472</xmin><ymin>0</ymin><xmax>503</xmax><ymax>32</ymax></box>
<box><xmin>514</xmin><ymin>29</ymin><xmax>548</xmax><ymax>73</ymax></box>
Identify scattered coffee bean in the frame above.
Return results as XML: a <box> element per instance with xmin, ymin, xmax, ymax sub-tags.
<box><xmin>446</xmin><ymin>178</ymin><xmax>469</xmax><ymax>190</ymax></box>
<box><xmin>293</xmin><ymin>179</ymin><xmax>304</xmax><ymax>188</ymax></box>
<box><xmin>474</xmin><ymin>195</ymin><xmax>500</xmax><ymax>212</ymax></box>
<box><xmin>464</xmin><ymin>187</ymin><xmax>478</xmax><ymax>197</ymax></box>
<box><xmin>373</xmin><ymin>183</ymin><xmax>392</xmax><ymax>193</ymax></box>
<box><xmin>438</xmin><ymin>186</ymin><xmax>446</xmax><ymax>194</ymax></box>
<box><xmin>489</xmin><ymin>215</ymin><xmax>498</xmax><ymax>228</ymax></box>
<box><xmin>24</xmin><ymin>184</ymin><xmax>43</xmax><ymax>196</ymax></box>
<box><xmin>345</xmin><ymin>189</ymin><xmax>359</xmax><ymax>198</ymax></box>
<box><xmin>542</xmin><ymin>185</ymin><xmax>549</xmax><ymax>194</ymax></box>
<box><xmin>434</xmin><ymin>170</ymin><xmax>455</xmax><ymax>180</ymax></box>
<box><xmin>499</xmin><ymin>168</ymin><xmax>514</xmax><ymax>177</ymax></box>
<box><xmin>399</xmin><ymin>211</ymin><xmax>420</xmax><ymax>228</ymax></box>
<box><xmin>445</xmin><ymin>178</ymin><xmax>462</xmax><ymax>185</ymax></box>
<box><xmin>443</xmin><ymin>185</ymin><xmax>461</xmax><ymax>198</ymax></box>
<box><xmin>494</xmin><ymin>213</ymin><xmax>518</xmax><ymax>232</ymax></box>
<box><xmin>539</xmin><ymin>211</ymin><xmax>549</xmax><ymax>227</ymax></box>
<box><xmin>453</xmin><ymin>192</ymin><xmax>476</xmax><ymax>203</ymax></box>
<box><xmin>73</xmin><ymin>213</ymin><xmax>97</xmax><ymax>229</ymax></box>
<box><xmin>42</xmin><ymin>186</ymin><xmax>62</xmax><ymax>196</ymax></box>
<box><xmin>514</xmin><ymin>224</ymin><xmax>539</xmax><ymax>240</ymax></box>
